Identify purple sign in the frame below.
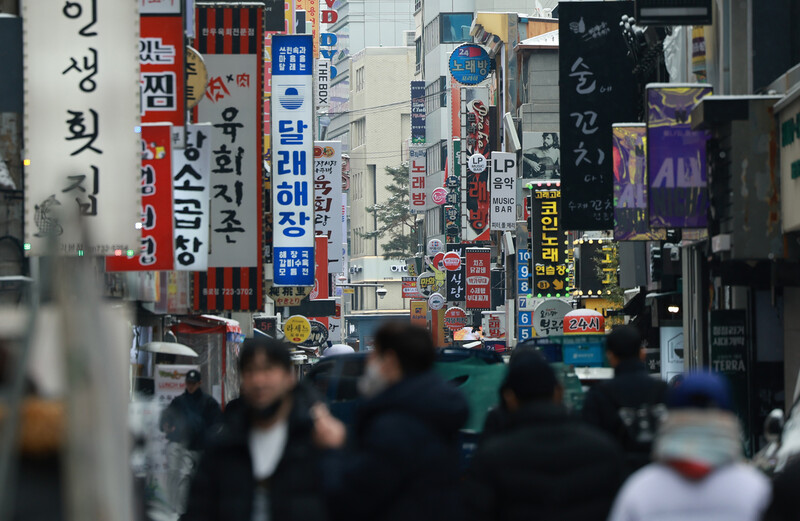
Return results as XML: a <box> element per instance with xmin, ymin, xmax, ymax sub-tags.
<box><xmin>613</xmin><ymin>124</ymin><xmax>666</xmax><ymax>241</ymax></box>
<box><xmin>647</xmin><ymin>84</ymin><xmax>712</xmax><ymax>228</ymax></box>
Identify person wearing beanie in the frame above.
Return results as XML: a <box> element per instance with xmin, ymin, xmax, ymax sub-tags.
<box><xmin>463</xmin><ymin>349</ymin><xmax>626</xmax><ymax>521</ymax></box>
<box><xmin>581</xmin><ymin>325</ymin><xmax>669</xmax><ymax>473</ymax></box>
<box><xmin>608</xmin><ymin>371</ymin><xmax>771</xmax><ymax>521</ymax></box>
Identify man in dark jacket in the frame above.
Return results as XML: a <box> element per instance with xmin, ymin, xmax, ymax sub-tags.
<box><xmin>463</xmin><ymin>349</ymin><xmax>626</xmax><ymax>521</ymax></box>
<box><xmin>160</xmin><ymin>370</ymin><xmax>222</xmax><ymax>515</ymax></box>
<box><xmin>314</xmin><ymin>322</ymin><xmax>469</xmax><ymax>521</ymax></box>
<box><xmin>582</xmin><ymin>325</ymin><xmax>669</xmax><ymax>472</ymax></box>
<box><xmin>183</xmin><ymin>338</ymin><xmax>328</xmax><ymax>521</ymax></box>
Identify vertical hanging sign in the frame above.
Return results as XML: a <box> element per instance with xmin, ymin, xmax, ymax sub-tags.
<box><xmin>490</xmin><ymin>152</ymin><xmax>517</xmax><ymax>231</ymax></box>
<box><xmin>446</xmin><ymin>243</ymin><xmax>466</xmax><ymax>302</ymax></box>
<box><xmin>310</xmin><ymin>235</ymin><xmax>329</xmax><ymax>300</ymax></box>
<box><xmin>106</xmin><ymin>123</ymin><xmax>175</xmax><ymax>271</ymax></box>
<box><xmin>23</xmin><ymin>0</ymin><xmax>141</xmax><ymax>256</ymax></box>
<box><xmin>529</xmin><ymin>187</ymin><xmax>570</xmax><ymax>298</ymax></box>
<box><xmin>409</xmin><ymin>146</ymin><xmax>427</xmax><ymax>213</ymax></box>
<box><xmin>559</xmin><ymin>1</ymin><xmax>638</xmax><ymax>230</ymax></box>
<box><xmin>272</xmin><ymin>34</ymin><xmax>315</xmax><ymax>286</ymax></box>
<box><xmin>194</xmin><ymin>4</ymin><xmax>264</xmax><ymax>311</ymax></box>
<box><xmin>646</xmin><ymin>84</ymin><xmax>712</xmax><ymax>228</ymax></box>
<box><xmin>465</xmin><ymin>248</ymin><xmax>491</xmax><ymax>310</ymax></box>
<box><xmin>612</xmin><ymin>124</ymin><xmax>666</xmax><ymax>241</ymax></box>
<box><xmin>172</xmin><ymin>123</ymin><xmax>211</xmax><ymax>271</ymax></box>
<box><xmin>461</xmin><ymin>88</ymin><xmax>491</xmax><ymax>241</ymax></box>
<box><xmin>314</xmin><ymin>141</ymin><xmax>343</xmax><ymax>273</ymax></box>
<box><xmin>140</xmin><ymin>13</ymin><xmax>185</xmax><ymax>144</ymax></box>
<box><xmin>411</xmin><ymin>80</ymin><xmax>426</xmax><ymax>144</ymax></box>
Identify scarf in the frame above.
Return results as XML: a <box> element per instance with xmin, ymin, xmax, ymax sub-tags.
<box><xmin>653</xmin><ymin>409</ymin><xmax>742</xmax><ymax>480</ymax></box>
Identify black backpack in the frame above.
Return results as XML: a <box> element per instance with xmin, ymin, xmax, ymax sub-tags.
<box><xmin>599</xmin><ymin>383</ymin><xmax>668</xmax><ymax>457</ymax></box>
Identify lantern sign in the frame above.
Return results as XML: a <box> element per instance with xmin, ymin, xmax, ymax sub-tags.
<box><xmin>284</xmin><ymin>315</ymin><xmax>312</xmax><ymax>344</ymax></box>
<box><xmin>449</xmin><ymin>43</ymin><xmax>491</xmax><ymax>85</ymax></box>
<box><xmin>563</xmin><ymin>309</ymin><xmax>604</xmax><ymax>335</ymax></box>
<box><xmin>443</xmin><ymin>307</ymin><xmax>469</xmax><ymax>331</ymax></box>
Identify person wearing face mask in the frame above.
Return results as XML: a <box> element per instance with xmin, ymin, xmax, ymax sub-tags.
<box><xmin>313</xmin><ymin>322</ymin><xmax>469</xmax><ymax>521</ymax></box>
<box><xmin>182</xmin><ymin>337</ymin><xmax>329</xmax><ymax>521</ymax></box>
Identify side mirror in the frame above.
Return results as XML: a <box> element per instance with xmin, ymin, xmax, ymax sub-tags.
<box><xmin>764</xmin><ymin>408</ymin><xmax>785</xmax><ymax>443</ymax></box>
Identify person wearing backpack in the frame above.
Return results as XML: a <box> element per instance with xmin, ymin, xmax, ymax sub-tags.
<box><xmin>582</xmin><ymin>325</ymin><xmax>669</xmax><ymax>473</ymax></box>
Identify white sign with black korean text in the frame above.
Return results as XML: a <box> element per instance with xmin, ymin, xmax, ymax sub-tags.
<box><xmin>409</xmin><ymin>146</ymin><xmax>427</xmax><ymax>214</ymax></box>
<box><xmin>172</xmin><ymin>124</ymin><xmax>211</xmax><ymax>271</ymax></box>
<box><xmin>490</xmin><ymin>152</ymin><xmax>517</xmax><ymax>231</ymax></box>
<box><xmin>314</xmin><ymin>141</ymin><xmax>343</xmax><ymax>273</ymax></box>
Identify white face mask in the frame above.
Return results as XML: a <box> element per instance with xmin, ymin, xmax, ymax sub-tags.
<box><xmin>358</xmin><ymin>360</ymin><xmax>389</xmax><ymax>398</ymax></box>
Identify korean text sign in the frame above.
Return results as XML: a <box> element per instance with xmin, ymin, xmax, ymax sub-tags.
<box><xmin>529</xmin><ymin>188</ymin><xmax>570</xmax><ymax>297</ymax></box>
<box><xmin>23</xmin><ymin>0</ymin><xmax>141</xmax><ymax>255</ymax></box>
<box><xmin>461</xmin><ymin>88</ymin><xmax>490</xmax><ymax>240</ymax></box>
<box><xmin>647</xmin><ymin>84</ymin><xmax>712</xmax><ymax>228</ymax></box>
<box><xmin>449</xmin><ymin>44</ymin><xmax>491</xmax><ymax>86</ymax></box>
<box><xmin>612</xmin><ymin>124</ymin><xmax>666</xmax><ymax>241</ymax></box>
<box><xmin>314</xmin><ymin>141</ymin><xmax>343</xmax><ymax>273</ymax></box>
<box><xmin>272</xmin><ymin>35</ymin><xmax>315</xmax><ymax>286</ymax></box>
<box><xmin>409</xmin><ymin>146</ymin><xmax>427</xmax><ymax>214</ymax></box>
<box><xmin>140</xmin><ymin>15</ymin><xmax>185</xmax><ymax>133</ymax></box>
<box><xmin>172</xmin><ymin>124</ymin><xmax>212</xmax><ymax>271</ymax></box>
<box><xmin>465</xmin><ymin>248</ymin><xmax>491</xmax><ymax>310</ymax></box>
<box><xmin>446</xmin><ymin>243</ymin><xmax>467</xmax><ymax>302</ymax></box>
<box><xmin>490</xmin><ymin>152</ymin><xmax>517</xmax><ymax>231</ymax></box>
<box><xmin>558</xmin><ymin>1</ymin><xmax>638</xmax><ymax>230</ymax></box>
<box><xmin>106</xmin><ymin>124</ymin><xmax>174</xmax><ymax>271</ymax></box>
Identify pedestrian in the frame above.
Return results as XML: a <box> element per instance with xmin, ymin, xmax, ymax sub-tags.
<box><xmin>160</xmin><ymin>369</ymin><xmax>222</xmax><ymax>516</ymax></box>
<box><xmin>608</xmin><ymin>371</ymin><xmax>771</xmax><ymax>521</ymax></box>
<box><xmin>463</xmin><ymin>349</ymin><xmax>626</xmax><ymax>521</ymax></box>
<box><xmin>581</xmin><ymin>325</ymin><xmax>669</xmax><ymax>472</ymax></box>
<box><xmin>182</xmin><ymin>337</ymin><xmax>328</xmax><ymax>521</ymax></box>
<box><xmin>313</xmin><ymin>322</ymin><xmax>469</xmax><ymax>521</ymax></box>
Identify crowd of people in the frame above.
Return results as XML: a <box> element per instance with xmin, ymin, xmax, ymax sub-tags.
<box><xmin>157</xmin><ymin>322</ymin><xmax>798</xmax><ymax>521</ymax></box>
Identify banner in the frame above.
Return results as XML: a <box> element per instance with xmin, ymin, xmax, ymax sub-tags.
<box><xmin>107</xmin><ymin>124</ymin><xmax>174</xmax><ymax>271</ymax></box>
<box><xmin>490</xmin><ymin>152</ymin><xmax>516</xmax><ymax>231</ymax></box>
<box><xmin>522</xmin><ymin>132</ymin><xmax>560</xmax><ymax>180</ymax></box>
<box><xmin>409</xmin><ymin>146</ymin><xmax>427</xmax><ymax>213</ymax></box>
<box><xmin>411</xmin><ymin>80</ymin><xmax>425</xmax><ymax>144</ymax></box>
<box><xmin>612</xmin><ymin>124</ymin><xmax>666</xmax><ymax>241</ymax></box>
<box><xmin>172</xmin><ymin>124</ymin><xmax>212</xmax><ymax>271</ymax></box>
<box><xmin>461</xmin><ymin>88</ymin><xmax>491</xmax><ymax>240</ymax></box>
<box><xmin>194</xmin><ymin>4</ymin><xmax>264</xmax><ymax>311</ymax></box>
<box><xmin>23</xmin><ymin>0</ymin><xmax>141</xmax><ymax>255</ymax></box>
<box><xmin>314</xmin><ymin>141</ymin><xmax>343</xmax><ymax>273</ymax></box>
<box><xmin>272</xmin><ymin>34</ymin><xmax>315</xmax><ymax>286</ymax></box>
<box><xmin>559</xmin><ymin>1</ymin><xmax>638</xmax><ymax>230</ymax></box>
<box><xmin>647</xmin><ymin>84</ymin><xmax>712</xmax><ymax>228</ymax></box>
<box><xmin>465</xmin><ymin>248</ymin><xmax>491</xmax><ymax>310</ymax></box>
<box><xmin>530</xmin><ymin>187</ymin><xmax>570</xmax><ymax>298</ymax></box>
<box><xmin>140</xmin><ymin>15</ymin><xmax>185</xmax><ymax>141</ymax></box>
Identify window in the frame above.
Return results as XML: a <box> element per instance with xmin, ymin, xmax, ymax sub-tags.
<box><xmin>423</xmin><ymin>19</ymin><xmax>440</xmax><ymax>56</ymax></box>
<box><xmin>415</xmin><ymin>37</ymin><xmax>422</xmax><ymax>74</ymax></box>
<box><xmin>424</xmin><ymin>77</ymin><xmax>446</xmax><ymax>114</ymax></box>
<box><xmin>425</xmin><ymin>139</ymin><xmax>447</xmax><ymax>174</ymax></box>
<box><xmin>351</xmin><ymin>118</ymin><xmax>366</xmax><ymax>148</ymax></box>
<box><xmin>355</xmin><ymin>66</ymin><xmax>365</xmax><ymax>92</ymax></box>
<box><xmin>414</xmin><ymin>0</ymin><xmax>422</xmax><ymax>14</ymax></box>
<box><xmin>440</xmin><ymin>13</ymin><xmax>473</xmax><ymax>43</ymax></box>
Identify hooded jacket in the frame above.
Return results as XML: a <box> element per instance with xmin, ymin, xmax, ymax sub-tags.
<box><xmin>464</xmin><ymin>401</ymin><xmax>626</xmax><ymax>521</ymax></box>
<box><xmin>323</xmin><ymin>370</ymin><xmax>469</xmax><ymax>521</ymax></box>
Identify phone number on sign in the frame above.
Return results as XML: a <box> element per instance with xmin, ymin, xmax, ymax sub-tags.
<box><xmin>202</xmin><ymin>288</ymin><xmax>255</xmax><ymax>296</ymax></box>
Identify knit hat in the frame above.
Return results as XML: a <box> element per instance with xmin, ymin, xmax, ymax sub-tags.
<box><xmin>667</xmin><ymin>371</ymin><xmax>733</xmax><ymax>411</ymax></box>
<box><xmin>503</xmin><ymin>349</ymin><xmax>559</xmax><ymax>402</ymax></box>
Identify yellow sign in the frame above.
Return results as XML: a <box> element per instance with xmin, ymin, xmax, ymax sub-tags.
<box><xmin>343</xmin><ymin>287</ymin><xmax>355</xmax><ymax>294</ymax></box>
<box><xmin>185</xmin><ymin>46</ymin><xmax>208</xmax><ymax>109</ymax></box>
<box><xmin>410</xmin><ymin>300</ymin><xmax>428</xmax><ymax>327</ymax></box>
<box><xmin>284</xmin><ymin>315</ymin><xmax>312</xmax><ymax>344</ymax></box>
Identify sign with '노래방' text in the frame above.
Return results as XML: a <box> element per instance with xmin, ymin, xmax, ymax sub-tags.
<box><xmin>272</xmin><ymin>34</ymin><xmax>315</xmax><ymax>286</ymax></box>
<box><xmin>558</xmin><ymin>1</ymin><xmax>638</xmax><ymax>230</ymax></box>
<box><xmin>647</xmin><ymin>84</ymin><xmax>712</xmax><ymax>228</ymax></box>
<box><xmin>409</xmin><ymin>146</ymin><xmax>427</xmax><ymax>213</ymax></box>
<box><xmin>106</xmin><ymin>124</ymin><xmax>174</xmax><ymax>272</ymax></box>
<box><xmin>23</xmin><ymin>0</ymin><xmax>141</xmax><ymax>256</ymax></box>
<box><xmin>193</xmin><ymin>4</ymin><xmax>264</xmax><ymax>312</ymax></box>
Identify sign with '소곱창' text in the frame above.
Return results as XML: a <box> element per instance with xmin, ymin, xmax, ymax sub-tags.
<box><xmin>106</xmin><ymin>124</ymin><xmax>174</xmax><ymax>272</ymax></box>
<box><xmin>272</xmin><ymin>34</ymin><xmax>315</xmax><ymax>286</ymax></box>
<box><xmin>23</xmin><ymin>0</ymin><xmax>141</xmax><ymax>256</ymax></box>
<box><xmin>172</xmin><ymin>124</ymin><xmax>212</xmax><ymax>271</ymax></box>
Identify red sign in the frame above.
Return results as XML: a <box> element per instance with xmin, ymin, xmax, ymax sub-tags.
<box><xmin>402</xmin><ymin>276</ymin><xmax>424</xmax><ymax>298</ymax></box>
<box><xmin>443</xmin><ymin>307</ymin><xmax>469</xmax><ymax>331</ymax></box>
<box><xmin>431</xmin><ymin>187</ymin><xmax>448</xmax><ymax>205</ymax></box>
<box><xmin>140</xmin><ymin>16</ymin><xmax>185</xmax><ymax>129</ymax></box>
<box><xmin>442</xmin><ymin>251</ymin><xmax>462</xmax><ymax>271</ymax></box>
<box><xmin>464</xmin><ymin>96</ymin><xmax>490</xmax><ymax>238</ymax></box>
<box><xmin>563</xmin><ymin>310</ymin><xmax>605</xmax><ymax>334</ymax></box>
<box><xmin>310</xmin><ymin>235</ymin><xmax>329</xmax><ymax>300</ymax></box>
<box><xmin>465</xmin><ymin>248</ymin><xmax>491</xmax><ymax>310</ymax></box>
<box><xmin>106</xmin><ymin>124</ymin><xmax>174</xmax><ymax>271</ymax></box>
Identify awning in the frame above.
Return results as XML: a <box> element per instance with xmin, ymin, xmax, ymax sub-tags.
<box><xmin>173</xmin><ymin>314</ymin><xmax>242</xmax><ymax>335</ymax></box>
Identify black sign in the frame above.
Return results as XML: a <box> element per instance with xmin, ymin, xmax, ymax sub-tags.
<box><xmin>253</xmin><ymin>316</ymin><xmax>277</xmax><ymax>336</ymax></box>
<box><xmin>446</xmin><ymin>243</ymin><xmax>466</xmax><ymax>302</ymax></box>
<box><xmin>636</xmin><ymin>0</ymin><xmax>712</xmax><ymax>26</ymax></box>
<box><xmin>263</xmin><ymin>0</ymin><xmax>286</xmax><ymax>32</ymax></box>
<box><xmin>559</xmin><ymin>1</ymin><xmax>638</xmax><ymax>230</ymax></box>
<box><xmin>411</xmin><ymin>81</ymin><xmax>426</xmax><ymax>144</ymax></box>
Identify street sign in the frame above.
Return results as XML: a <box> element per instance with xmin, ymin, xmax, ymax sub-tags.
<box><xmin>284</xmin><ymin>315</ymin><xmax>312</xmax><ymax>344</ymax></box>
<box><xmin>443</xmin><ymin>307</ymin><xmax>469</xmax><ymax>331</ymax></box>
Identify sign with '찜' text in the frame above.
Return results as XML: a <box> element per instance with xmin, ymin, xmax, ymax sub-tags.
<box><xmin>194</xmin><ymin>4</ymin><xmax>264</xmax><ymax>312</ymax></box>
<box><xmin>172</xmin><ymin>124</ymin><xmax>212</xmax><ymax>271</ymax></box>
<box><xmin>647</xmin><ymin>84</ymin><xmax>712</xmax><ymax>228</ymax></box>
<box><xmin>140</xmin><ymin>14</ymin><xmax>185</xmax><ymax>139</ymax></box>
<box><xmin>106</xmin><ymin>124</ymin><xmax>174</xmax><ymax>272</ymax></box>
<box><xmin>272</xmin><ymin>34</ymin><xmax>315</xmax><ymax>286</ymax></box>
<box><xmin>23</xmin><ymin>0</ymin><xmax>141</xmax><ymax>256</ymax></box>
<box><xmin>314</xmin><ymin>141</ymin><xmax>343</xmax><ymax>273</ymax></box>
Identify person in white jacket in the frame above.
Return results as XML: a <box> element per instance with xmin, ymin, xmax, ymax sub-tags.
<box><xmin>608</xmin><ymin>371</ymin><xmax>771</xmax><ymax>521</ymax></box>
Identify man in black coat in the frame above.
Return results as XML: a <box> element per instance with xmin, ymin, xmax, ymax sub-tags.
<box><xmin>183</xmin><ymin>338</ymin><xmax>328</xmax><ymax>521</ymax></box>
<box><xmin>463</xmin><ymin>349</ymin><xmax>626</xmax><ymax>521</ymax></box>
<box><xmin>581</xmin><ymin>325</ymin><xmax>669</xmax><ymax>473</ymax></box>
<box><xmin>314</xmin><ymin>322</ymin><xmax>469</xmax><ymax>521</ymax></box>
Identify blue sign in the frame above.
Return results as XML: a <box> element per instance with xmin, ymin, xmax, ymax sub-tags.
<box><xmin>411</xmin><ymin>80</ymin><xmax>425</xmax><ymax>144</ymax></box>
<box><xmin>518</xmin><ymin>327</ymin><xmax>532</xmax><ymax>341</ymax></box>
<box><xmin>518</xmin><ymin>311</ymin><xmax>532</xmax><ymax>327</ymax></box>
<box><xmin>448</xmin><ymin>44</ymin><xmax>490</xmax><ymax>85</ymax></box>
